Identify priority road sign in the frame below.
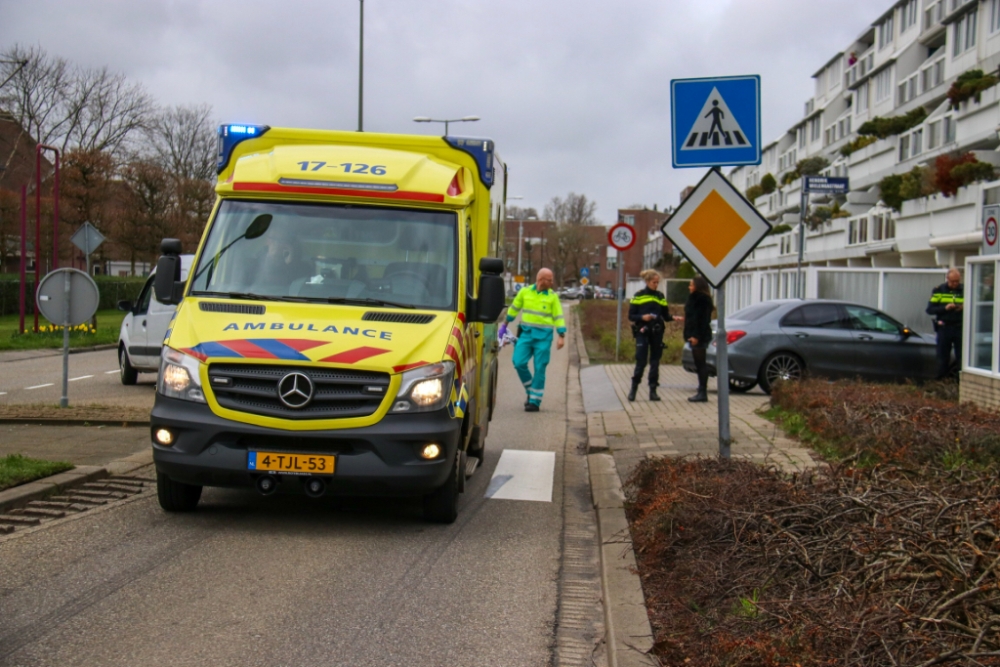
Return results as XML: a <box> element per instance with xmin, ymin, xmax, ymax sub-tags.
<box><xmin>671</xmin><ymin>75</ymin><xmax>761</xmax><ymax>168</ymax></box>
<box><xmin>580</xmin><ymin>277</ymin><xmax>590</xmax><ymax>286</ymax></box>
<box><xmin>661</xmin><ymin>169</ymin><xmax>771</xmax><ymax>287</ymax></box>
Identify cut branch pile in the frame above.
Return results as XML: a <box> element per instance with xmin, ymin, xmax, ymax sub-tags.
<box><xmin>626</xmin><ymin>458</ymin><xmax>1000</xmax><ymax>666</ymax></box>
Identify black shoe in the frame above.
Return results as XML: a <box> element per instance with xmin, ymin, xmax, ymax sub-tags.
<box><xmin>649</xmin><ymin>387</ymin><xmax>660</xmax><ymax>401</ymax></box>
<box><xmin>524</xmin><ymin>398</ymin><xmax>531</xmax><ymax>408</ymax></box>
<box><xmin>627</xmin><ymin>382</ymin><xmax>639</xmax><ymax>402</ymax></box>
<box><xmin>525</xmin><ymin>403</ymin><xmax>540</xmax><ymax>412</ymax></box>
<box><xmin>688</xmin><ymin>391</ymin><xmax>707</xmax><ymax>403</ymax></box>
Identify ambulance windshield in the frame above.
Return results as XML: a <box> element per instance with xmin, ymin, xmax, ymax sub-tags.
<box><xmin>189</xmin><ymin>200</ymin><xmax>457</xmax><ymax>310</ymax></box>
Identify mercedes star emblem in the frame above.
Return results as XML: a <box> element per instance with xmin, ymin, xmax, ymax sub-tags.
<box><xmin>277</xmin><ymin>372</ymin><xmax>314</xmax><ymax>409</ymax></box>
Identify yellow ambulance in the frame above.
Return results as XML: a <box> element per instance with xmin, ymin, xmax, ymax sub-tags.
<box><xmin>151</xmin><ymin>125</ymin><xmax>507</xmax><ymax>523</ymax></box>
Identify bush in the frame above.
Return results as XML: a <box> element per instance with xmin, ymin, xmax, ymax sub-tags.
<box><xmin>676</xmin><ymin>261</ymin><xmax>696</xmax><ymax>279</ymax></box>
<box><xmin>768</xmin><ymin>223</ymin><xmax>792</xmax><ymax>235</ymax></box>
<box><xmin>795</xmin><ymin>156</ymin><xmax>829</xmax><ymax>177</ymax></box>
<box><xmin>879</xmin><ymin>166</ymin><xmax>934</xmax><ymax>210</ymax></box>
<box><xmin>857</xmin><ymin>107</ymin><xmax>927</xmax><ymax>139</ymax></box>
<box><xmin>947</xmin><ymin>68</ymin><xmax>1000</xmax><ymax>110</ymax></box>
<box><xmin>0</xmin><ymin>276</ymin><xmax>146</xmax><ymax>317</ymax></box>
<box><xmin>759</xmin><ymin>173</ymin><xmax>776</xmax><ymax>194</ymax></box>
<box><xmin>744</xmin><ymin>184</ymin><xmax>764</xmax><ymax>202</ymax></box>
<box><xmin>840</xmin><ymin>135</ymin><xmax>877</xmax><ymax>157</ymax></box>
<box><xmin>935</xmin><ymin>152</ymin><xmax>996</xmax><ymax>197</ymax></box>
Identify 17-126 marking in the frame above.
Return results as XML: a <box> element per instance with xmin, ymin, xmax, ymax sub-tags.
<box><xmin>297</xmin><ymin>161</ymin><xmax>387</xmax><ymax>175</ymax></box>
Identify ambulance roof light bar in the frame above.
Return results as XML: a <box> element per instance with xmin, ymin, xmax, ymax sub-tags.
<box><xmin>217</xmin><ymin>124</ymin><xmax>271</xmax><ymax>174</ymax></box>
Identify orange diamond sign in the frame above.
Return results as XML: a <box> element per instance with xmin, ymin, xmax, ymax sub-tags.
<box><xmin>661</xmin><ymin>169</ymin><xmax>771</xmax><ymax>287</ymax></box>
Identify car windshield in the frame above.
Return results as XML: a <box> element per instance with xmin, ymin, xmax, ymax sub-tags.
<box><xmin>189</xmin><ymin>200</ymin><xmax>457</xmax><ymax>310</ymax></box>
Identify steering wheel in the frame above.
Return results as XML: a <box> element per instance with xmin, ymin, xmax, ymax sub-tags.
<box><xmin>387</xmin><ymin>271</ymin><xmax>431</xmax><ymax>295</ymax></box>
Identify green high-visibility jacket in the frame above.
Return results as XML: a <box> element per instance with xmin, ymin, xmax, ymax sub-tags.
<box><xmin>507</xmin><ymin>284</ymin><xmax>566</xmax><ymax>335</ymax></box>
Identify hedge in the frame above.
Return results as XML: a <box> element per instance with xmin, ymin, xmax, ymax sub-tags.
<box><xmin>0</xmin><ymin>276</ymin><xmax>147</xmax><ymax>317</ymax></box>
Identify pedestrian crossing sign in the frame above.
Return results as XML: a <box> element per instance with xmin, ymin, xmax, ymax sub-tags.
<box><xmin>671</xmin><ymin>75</ymin><xmax>761</xmax><ymax>168</ymax></box>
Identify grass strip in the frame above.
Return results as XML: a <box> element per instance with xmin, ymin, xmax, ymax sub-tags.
<box><xmin>0</xmin><ymin>454</ymin><xmax>74</xmax><ymax>491</ymax></box>
<box><xmin>0</xmin><ymin>309</ymin><xmax>125</xmax><ymax>351</ymax></box>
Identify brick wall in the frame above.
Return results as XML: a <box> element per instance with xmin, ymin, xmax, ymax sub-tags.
<box><xmin>959</xmin><ymin>372</ymin><xmax>1000</xmax><ymax>412</ymax></box>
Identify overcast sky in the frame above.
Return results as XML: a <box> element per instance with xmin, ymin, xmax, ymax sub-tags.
<box><xmin>1</xmin><ymin>0</ymin><xmax>883</xmax><ymax>223</ymax></box>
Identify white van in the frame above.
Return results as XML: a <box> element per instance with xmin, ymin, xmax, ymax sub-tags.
<box><xmin>117</xmin><ymin>255</ymin><xmax>194</xmax><ymax>385</ymax></box>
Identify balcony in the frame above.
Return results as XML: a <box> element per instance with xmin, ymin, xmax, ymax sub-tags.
<box><xmin>920</xmin><ymin>0</ymin><xmax>947</xmax><ymax>46</ymax></box>
<box><xmin>844</xmin><ymin>48</ymin><xmax>875</xmax><ymax>88</ymax></box>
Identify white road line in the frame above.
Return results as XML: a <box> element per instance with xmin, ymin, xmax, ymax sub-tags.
<box><xmin>485</xmin><ymin>449</ymin><xmax>555</xmax><ymax>502</ymax></box>
<box><xmin>0</xmin><ymin>392</ymin><xmax>6</xmax><ymax>396</ymax></box>
<box><xmin>69</xmin><ymin>375</ymin><xmax>94</xmax><ymax>382</ymax></box>
<box><xmin>25</xmin><ymin>383</ymin><xmax>54</xmax><ymax>390</ymax></box>
<box><xmin>104</xmin><ymin>370</ymin><xmax>118</xmax><ymax>374</ymax></box>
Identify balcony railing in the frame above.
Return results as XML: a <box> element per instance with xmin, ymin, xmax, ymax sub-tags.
<box><xmin>925</xmin><ymin>0</ymin><xmax>944</xmax><ymax>30</ymax></box>
<box><xmin>845</xmin><ymin>49</ymin><xmax>875</xmax><ymax>87</ymax></box>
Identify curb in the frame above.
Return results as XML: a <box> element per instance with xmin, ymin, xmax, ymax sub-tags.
<box><xmin>0</xmin><ymin>418</ymin><xmax>151</xmax><ymax>427</ymax></box>
<box><xmin>573</xmin><ymin>309</ymin><xmax>656</xmax><ymax>667</ymax></box>
<box><xmin>0</xmin><ymin>449</ymin><xmax>153</xmax><ymax>514</ymax></box>
<box><xmin>0</xmin><ymin>343</ymin><xmax>117</xmax><ymax>364</ymax></box>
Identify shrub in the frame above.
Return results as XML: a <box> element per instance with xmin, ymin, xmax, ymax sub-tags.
<box><xmin>744</xmin><ymin>184</ymin><xmax>764</xmax><ymax>202</ymax></box>
<box><xmin>935</xmin><ymin>153</ymin><xmax>996</xmax><ymax>197</ymax></box>
<box><xmin>947</xmin><ymin>68</ymin><xmax>1000</xmax><ymax>110</ymax></box>
<box><xmin>795</xmin><ymin>156</ymin><xmax>829</xmax><ymax>177</ymax></box>
<box><xmin>768</xmin><ymin>223</ymin><xmax>792</xmax><ymax>235</ymax></box>
<box><xmin>879</xmin><ymin>167</ymin><xmax>934</xmax><ymax>210</ymax></box>
<box><xmin>676</xmin><ymin>261</ymin><xmax>696</xmax><ymax>279</ymax></box>
<box><xmin>857</xmin><ymin>107</ymin><xmax>927</xmax><ymax>139</ymax></box>
<box><xmin>759</xmin><ymin>173</ymin><xmax>776</xmax><ymax>194</ymax></box>
<box><xmin>840</xmin><ymin>135</ymin><xmax>877</xmax><ymax>157</ymax></box>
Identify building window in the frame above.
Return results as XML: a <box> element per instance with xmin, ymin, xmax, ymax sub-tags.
<box><xmin>928</xmin><ymin>120</ymin><xmax>940</xmax><ymax>149</ymax></box>
<box><xmin>875</xmin><ymin>69</ymin><xmax>893</xmax><ymax>102</ymax></box>
<box><xmin>849</xmin><ymin>218</ymin><xmax>869</xmax><ymax>245</ymax></box>
<box><xmin>857</xmin><ymin>83</ymin><xmax>870</xmax><ymax>113</ymax></box>
<box><xmin>899</xmin><ymin>134</ymin><xmax>910</xmax><ymax>161</ymax></box>
<box><xmin>902</xmin><ymin>0</ymin><xmax>919</xmax><ymax>31</ymax></box>
<box><xmin>623</xmin><ymin>215</ymin><xmax>634</xmax><ymax>225</ymax></box>
<box><xmin>954</xmin><ymin>8</ymin><xmax>978</xmax><ymax>55</ymax></box>
<box><xmin>879</xmin><ymin>15</ymin><xmax>895</xmax><ymax>50</ymax></box>
<box><xmin>945</xmin><ymin>115</ymin><xmax>956</xmax><ymax>143</ymax></box>
<box><xmin>872</xmin><ymin>213</ymin><xmax>896</xmax><ymax>241</ymax></box>
<box><xmin>798</xmin><ymin>126</ymin><xmax>806</xmax><ymax>148</ymax></box>
<box><xmin>911</xmin><ymin>128</ymin><xmax>923</xmax><ymax>156</ymax></box>
<box><xmin>992</xmin><ymin>0</ymin><xmax>1000</xmax><ymax>32</ymax></box>
<box><xmin>829</xmin><ymin>59</ymin><xmax>841</xmax><ymax>88</ymax></box>
<box><xmin>810</xmin><ymin>116</ymin><xmax>821</xmax><ymax>141</ymax></box>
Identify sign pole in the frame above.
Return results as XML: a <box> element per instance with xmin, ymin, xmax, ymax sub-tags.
<box><xmin>615</xmin><ymin>259</ymin><xmax>624</xmax><ymax>362</ymax></box>
<box><xmin>716</xmin><ymin>281</ymin><xmax>730</xmax><ymax>458</ymax></box>
<box><xmin>60</xmin><ymin>270</ymin><xmax>70</xmax><ymax>408</ymax></box>
<box><xmin>797</xmin><ymin>185</ymin><xmax>806</xmax><ymax>298</ymax></box>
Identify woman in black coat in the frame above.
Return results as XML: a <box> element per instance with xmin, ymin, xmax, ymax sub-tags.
<box><xmin>683</xmin><ymin>276</ymin><xmax>713</xmax><ymax>403</ymax></box>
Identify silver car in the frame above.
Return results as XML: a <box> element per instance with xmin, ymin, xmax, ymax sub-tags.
<box><xmin>681</xmin><ymin>299</ymin><xmax>939</xmax><ymax>394</ymax></box>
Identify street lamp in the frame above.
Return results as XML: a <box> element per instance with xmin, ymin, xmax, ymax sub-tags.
<box><xmin>412</xmin><ymin>115</ymin><xmax>480</xmax><ymax>135</ymax></box>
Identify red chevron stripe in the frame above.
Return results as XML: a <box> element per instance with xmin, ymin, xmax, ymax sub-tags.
<box><xmin>451</xmin><ymin>326</ymin><xmax>464</xmax><ymax>349</ymax></box>
<box><xmin>215</xmin><ymin>339</ymin><xmax>277</xmax><ymax>359</ymax></box>
<box><xmin>393</xmin><ymin>361</ymin><xmax>429</xmax><ymax>373</ymax></box>
<box><xmin>276</xmin><ymin>339</ymin><xmax>328</xmax><ymax>352</ymax></box>
<box><xmin>445</xmin><ymin>344</ymin><xmax>463</xmax><ymax>378</ymax></box>
<box><xmin>319</xmin><ymin>346</ymin><xmax>390</xmax><ymax>364</ymax></box>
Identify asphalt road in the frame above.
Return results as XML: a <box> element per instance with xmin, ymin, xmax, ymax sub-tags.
<box><xmin>0</xmin><ymin>341</ymin><xmax>570</xmax><ymax>667</ymax></box>
<box><xmin>0</xmin><ymin>349</ymin><xmax>156</xmax><ymax>407</ymax></box>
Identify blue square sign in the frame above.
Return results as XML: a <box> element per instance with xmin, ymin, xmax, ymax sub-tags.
<box><xmin>671</xmin><ymin>75</ymin><xmax>761</xmax><ymax>168</ymax></box>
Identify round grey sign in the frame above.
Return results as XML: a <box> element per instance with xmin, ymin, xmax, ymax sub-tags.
<box><xmin>36</xmin><ymin>268</ymin><xmax>100</xmax><ymax>327</ymax></box>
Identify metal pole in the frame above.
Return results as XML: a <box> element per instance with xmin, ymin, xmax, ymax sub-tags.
<box><xmin>716</xmin><ymin>281</ymin><xmax>730</xmax><ymax>458</ymax></box>
<box><xmin>51</xmin><ymin>151</ymin><xmax>59</xmax><ymax>270</ymax></box>
<box><xmin>615</xmin><ymin>258</ymin><xmax>624</xmax><ymax>361</ymax></box>
<box><xmin>797</xmin><ymin>185</ymin><xmax>806</xmax><ymax>298</ymax></box>
<box><xmin>357</xmin><ymin>0</ymin><xmax>364</xmax><ymax>132</ymax></box>
<box><xmin>19</xmin><ymin>185</ymin><xmax>26</xmax><ymax>334</ymax></box>
<box><xmin>60</xmin><ymin>271</ymin><xmax>70</xmax><ymax>408</ymax></box>
<box><xmin>517</xmin><ymin>220</ymin><xmax>523</xmax><ymax>276</ymax></box>
<box><xmin>34</xmin><ymin>148</ymin><xmax>41</xmax><ymax>333</ymax></box>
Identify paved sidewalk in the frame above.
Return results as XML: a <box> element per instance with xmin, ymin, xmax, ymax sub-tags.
<box><xmin>0</xmin><ymin>423</ymin><xmax>150</xmax><ymax>467</ymax></box>
<box><xmin>585</xmin><ymin>364</ymin><xmax>820</xmax><ymax>480</ymax></box>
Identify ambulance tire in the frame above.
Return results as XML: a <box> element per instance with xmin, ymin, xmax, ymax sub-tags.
<box><xmin>468</xmin><ymin>424</ymin><xmax>486</xmax><ymax>461</ymax></box>
<box><xmin>423</xmin><ymin>454</ymin><xmax>459</xmax><ymax>524</ymax></box>
<box><xmin>119</xmin><ymin>346</ymin><xmax>138</xmax><ymax>386</ymax></box>
<box><xmin>157</xmin><ymin>472</ymin><xmax>202</xmax><ymax>512</ymax></box>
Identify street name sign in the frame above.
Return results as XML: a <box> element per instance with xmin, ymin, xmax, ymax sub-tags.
<box><xmin>804</xmin><ymin>176</ymin><xmax>849</xmax><ymax>193</ymax></box>
<box><xmin>661</xmin><ymin>169</ymin><xmax>772</xmax><ymax>288</ymax></box>
<box><xmin>671</xmin><ymin>75</ymin><xmax>761</xmax><ymax>168</ymax></box>
<box><xmin>608</xmin><ymin>223</ymin><xmax>636</xmax><ymax>251</ymax></box>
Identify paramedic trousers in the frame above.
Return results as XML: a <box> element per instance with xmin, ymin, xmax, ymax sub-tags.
<box><xmin>513</xmin><ymin>325</ymin><xmax>554</xmax><ymax>407</ymax></box>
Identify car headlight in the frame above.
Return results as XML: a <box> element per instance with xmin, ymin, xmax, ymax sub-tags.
<box><xmin>157</xmin><ymin>348</ymin><xmax>206</xmax><ymax>403</ymax></box>
<box><xmin>390</xmin><ymin>361</ymin><xmax>455</xmax><ymax>413</ymax></box>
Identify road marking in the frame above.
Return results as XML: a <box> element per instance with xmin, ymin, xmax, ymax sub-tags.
<box><xmin>486</xmin><ymin>449</ymin><xmax>555</xmax><ymax>502</ymax></box>
<box><xmin>69</xmin><ymin>375</ymin><xmax>94</xmax><ymax>382</ymax></box>
<box><xmin>0</xmin><ymin>392</ymin><xmax>6</xmax><ymax>396</ymax></box>
<box><xmin>25</xmin><ymin>383</ymin><xmax>54</xmax><ymax>390</ymax></box>
<box><xmin>105</xmin><ymin>370</ymin><xmax>118</xmax><ymax>374</ymax></box>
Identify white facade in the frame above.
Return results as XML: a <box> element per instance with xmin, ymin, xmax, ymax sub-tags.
<box><xmin>731</xmin><ymin>0</ymin><xmax>1000</xmax><ymax>277</ymax></box>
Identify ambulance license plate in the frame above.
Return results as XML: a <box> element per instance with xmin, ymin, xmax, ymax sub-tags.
<box><xmin>248</xmin><ymin>451</ymin><xmax>335</xmax><ymax>476</ymax></box>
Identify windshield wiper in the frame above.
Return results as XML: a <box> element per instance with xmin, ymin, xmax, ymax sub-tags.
<box><xmin>319</xmin><ymin>296</ymin><xmax>417</xmax><ymax>310</ymax></box>
<box><xmin>190</xmin><ymin>291</ymin><xmax>310</xmax><ymax>303</ymax></box>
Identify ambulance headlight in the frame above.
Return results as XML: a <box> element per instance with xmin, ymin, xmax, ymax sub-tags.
<box><xmin>157</xmin><ymin>348</ymin><xmax>206</xmax><ymax>403</ymax></box>
<box><xmin>391</xmin><ymin>361</ymin><xmax>455</xmax><ymax>413</ymax></box>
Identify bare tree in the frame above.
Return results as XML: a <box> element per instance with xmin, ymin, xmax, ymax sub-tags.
<box><xmin>0</xmin><ymin>45</ymin><xmax>152</xmax><ymax>157</ymax></box>
<box><xmin>506</xmin><ymin>205</ymin><xmax>538</xmax><ymax>220</ymax></box>
<box><xmin>117</xmin><ymin>158</ymin><xmax>174</xmax><ymax>273</ymax></box>
<box><xmin>544</xmin><ymin>192</ymin><xmax>600</xmax><ymax>283</ymax></box>
<box><xmin>544</xmin><ymin>192</ymin><xmax>598</xmax><ymax>227</ymax></box>
<box><xmin>146</xmin><ymin>104</ymin><xmax>217</xmax><ymax>183</ymax></box>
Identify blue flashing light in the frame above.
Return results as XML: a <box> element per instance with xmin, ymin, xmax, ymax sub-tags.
<box><xmin>444</xmin><ymin>136</ymin><xmax>495</xmax><ymax>188</ymax></box>
<box><xmin>217</xmin><ymin>124</ymin><xmax>270</xmax><ymax>174</ymax></box>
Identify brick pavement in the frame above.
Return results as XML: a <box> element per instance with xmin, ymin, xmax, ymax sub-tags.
<box><xmin>587</xmin><ymin>363</ymin><xmax>820</xmax><ymax>480</ymax></box>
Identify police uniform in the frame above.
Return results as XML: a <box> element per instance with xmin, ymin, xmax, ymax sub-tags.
<box><xmin>506</xmin><ymin>284</ymin><xmax>566</xmax><ymax>410</ymax></box>
<box><xmin>627</xmin><ymin>287</ymin><xmax>674</xmax><ymax>401</ymax></box>
<box><xmin>926</xmin><ymin>281</ymin><xmax>964</xmax><ymax>378</ymax></box>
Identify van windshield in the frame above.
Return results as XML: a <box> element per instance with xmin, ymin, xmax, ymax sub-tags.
<box><xmin>189</xmin><ymin>200</ymin><xmax>457</xmax><ymax>310</ymax></box>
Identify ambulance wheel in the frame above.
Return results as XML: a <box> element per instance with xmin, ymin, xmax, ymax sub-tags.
<box><xmin>423</xmin><ymin>455</ymin><xmax>459</xmax><ymax>524</ymax></box>
<box><xmin>157</xmin><ymin>472</ymin><xmax>202</xmax><ymax>512</ymax></box>
<box><xmin>468</xmin><ymin>424</ymin><xmax>486</xmax><ymax>461</ymax></box>
<box><xmin>119</xmin><ymin>346</ymin><xmax>138</xmax><ymax>386</ymax></box>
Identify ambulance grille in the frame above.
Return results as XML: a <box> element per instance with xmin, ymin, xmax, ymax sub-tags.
<box><xmin>199</xmin><ymin>302</ymin><xmax>266</xmax><ymax>315</ymax></box>
<box><xmin>361</xmin><ymin>311</ymin><xmax>435</xmax><ymax>324</ymax></box>
<box><xmin>208</xmin><ymin>364</ymin><xmax>390</xmax><ymax>420</ymax></box>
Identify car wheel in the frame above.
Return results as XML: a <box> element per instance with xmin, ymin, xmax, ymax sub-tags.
<box><xmin>119</xmin><ymin>347</ymin><xmax>138</xmax><ymax>386</ymax></box>
<box><xmin>423</xmin><ymin>454</ymin><xmax>460</xmax><ymax>524</ymax></box>
<box><xmin>729</xmin><ymin>378</ymin><xmax>758</xmax><ymax>393</ymax></box>
<box><xmin>758</xmin><ymin>352</ymin><xmax>803</xmax><ymax>394</ymax></box>
<box><xmin>156</xmin><ymin>472</ymin><xmax>202</xmax><ymax>512</ymax></box>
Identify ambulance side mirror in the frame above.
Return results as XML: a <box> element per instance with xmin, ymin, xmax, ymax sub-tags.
<box><xmin>471</xmin><ymin>257</ymin><xmax>505</xmax><ymax>322</ymax></box>
<box><xmin>154</xmin><ymin>238</ymin><xmax>185</xmax><ymax>305</ymax></box>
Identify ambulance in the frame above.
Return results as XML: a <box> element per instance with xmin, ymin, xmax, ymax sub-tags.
<box><xmin>151</xmin><ymin>125</ymin><xmax>507</xmax><ymax>523</ymax></box>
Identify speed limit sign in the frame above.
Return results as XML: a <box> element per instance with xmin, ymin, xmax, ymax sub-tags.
<box><xmin>608</xmin><ymin>223</ymin><xmax>636</xmax><ymax>251</ymax></box>
<box><xmin>984</xmin><ymin>206</ymin><xmax>999</xmax><ymax>255</ymax></box>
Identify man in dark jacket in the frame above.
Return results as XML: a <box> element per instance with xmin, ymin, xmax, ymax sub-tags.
<box><xmin>926</xmin><ymin>268</ymin><xmax>964</xmax><ymax>379</ymax></box>
<box><xmin>627</xmin><ymin>270</ymin><xmax>679</xmax><ymax>402</ymax></box>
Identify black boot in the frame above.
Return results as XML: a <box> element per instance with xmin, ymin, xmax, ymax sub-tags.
<box><xmin>689</xmin><ymin>372</ymin><xmax>708</xmax><ymax>402</ymax></box>
<box><xmin>627</xmin><ymin>381</ymin><xmax>639</xmax><ymax>402</ymax></box>
<box><xmin>649</xmin><ymin>386</ymin><xmax>660</xmax><ymax>401</ymax></box>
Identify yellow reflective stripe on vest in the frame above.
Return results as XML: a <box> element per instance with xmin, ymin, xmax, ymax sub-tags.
<box><xmin>930</xmin><ymin>293</ymin><xmax>964</xmax><ymax>304</ymax></box>
<box><xmin>630</xmin><ymin>295</ymin><xmax>668</xmax><ymax>306</ymax></box>
<box><xmin>515</xmin><ymin>286</ymin><xmax>564</xmax><ymax>328</ymax></box>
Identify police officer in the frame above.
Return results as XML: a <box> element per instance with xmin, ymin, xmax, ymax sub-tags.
<box><xmin>506</xmin><ymin>268</ymin><xmax>566</xmax><ymax>412</ymax></box>
<box><xmin>627</xmin><ymin>269</ymin><xmax>680</xmax><ymax>402</ymax></box>
<box><xmin>926</xmin><ymin>268</ymin><xmax>964</xmax><ymax>379</ymax></box>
